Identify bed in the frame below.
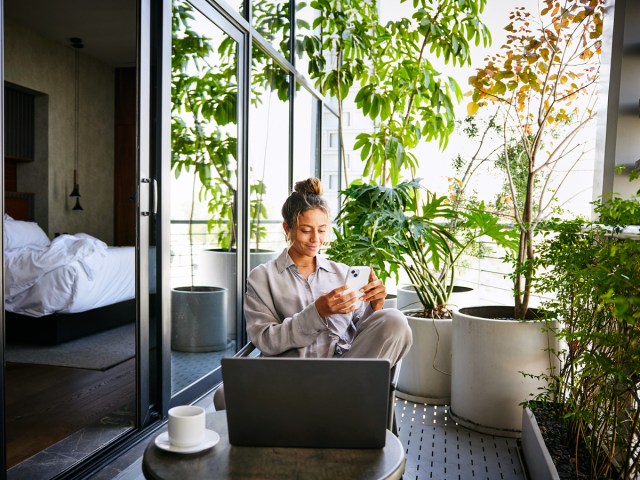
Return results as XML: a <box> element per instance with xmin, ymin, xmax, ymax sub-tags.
<box><xmin>4</xmin><ymin>215</ymin><xmax>138</xmax><ymax>345</ymax></box>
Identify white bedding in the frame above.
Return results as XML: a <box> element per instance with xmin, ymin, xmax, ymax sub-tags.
<box><xmin>4</xmin><ymin>233</ymin><xmax>135</xmax><ymax>317</ymax></box>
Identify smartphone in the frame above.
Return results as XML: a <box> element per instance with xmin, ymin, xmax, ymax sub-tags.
<box><xmin>343</xmin><ymin>266</ymin><xmax>371</xmax><ymax>306</ymax></box>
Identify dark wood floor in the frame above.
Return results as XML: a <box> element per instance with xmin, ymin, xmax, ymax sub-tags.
<box><xmin>5</xmin><ymin>358</ymin><xmax>136</xmax><ymax>467</ymax></box>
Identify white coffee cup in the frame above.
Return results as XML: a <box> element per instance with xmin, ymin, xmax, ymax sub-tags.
<box><xmin>168</xmin><ymin>405</ymin><xmax>206</xmax><ymax>448</ymax></box>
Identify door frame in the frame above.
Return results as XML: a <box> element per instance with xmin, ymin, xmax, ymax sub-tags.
<box><xmin>166</xmin><ymin>0</ymin><xmax>249</xmax><ymax>408</ymax></box>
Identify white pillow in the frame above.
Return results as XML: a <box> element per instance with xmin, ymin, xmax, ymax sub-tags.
<box><xmin>4</xmin><ymin>220</ymin><xmax>51</xmax><ymax>250</ymax></box>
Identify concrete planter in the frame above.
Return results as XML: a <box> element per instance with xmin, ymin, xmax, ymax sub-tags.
<box><xmin>450</xmin><ymin>306</ymin><xmax>559</xmax><ymax>437</ymax></box>
<box><xmin>395</xmin><ymin>285</ymin><xmax>475</xmax><ymax>404</ymax></box>
<box><xmin>396</xmin><ymin>309</ymin><xmax>453</xmax><ymax>404</ymax></box>
<box><xmin>396</xmin><ymin>285</ymin><xmax>421</xmax><ymax>311</ymax></box>
<box><xmin>197</xmin><ymin>249</ymin><xmax>278</xmax><ymax>339</ymax></box>
<box><xmin>397</xmin><ymin>284</ymin><xmax>475</xmax><ymax>312</ymax></box>
<box><xmin>383</xmin><ymin>293</ymin><xmax>397</xmax><ymax>309</ymax></box>
<box><xmin>521</xmin><ymin>407</ymin><xmax>560</xmax><ymax>480</ymax></box>
<box><xmin>171</xmin><ymin>286</ymin><xmax>228</xmax><ymax>352</ymax></box>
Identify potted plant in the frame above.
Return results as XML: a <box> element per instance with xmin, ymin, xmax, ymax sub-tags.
<box><xmin>173</xmin><ymin>2</ymin><xmax>287</xmax><ymax>341</ymax></box>
<box><xmin>522</xmin><ymin>191</ymin><xmax>640</xmax><ymax>480</ymax></box>
<box><xmin>326</xmin><ymin>179</ymin><xmax>514</xmax><ymax>403</ymax></box>
<box><xmin>450</xmin><ymin>0</ymin><xmax>603</xmax><ymax>436</ymax></box>
<box><xmin>169</xmin><ymin>1</ymin><xmax>233</xmax><ymax>352</ymax></box>
<box><xmin>196</xmin><ymin>176</ymin><xmax>278</xmax><ymax>341</ymax></box>
<box><xmin>305</xmin><ymin>0</ymin><xmax>496</xmax><ymax>402</ymax></box>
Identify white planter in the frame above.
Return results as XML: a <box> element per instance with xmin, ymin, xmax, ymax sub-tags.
<box><xmin>396</xmin><ymin>309</ymin><xmax>453</xmax><ymax>404</ymax></box>
<box><xmin>397</xmin><ymin>284</ymin><xmax>475</xmax><ymax>312</ymax></box>
<box><xmin>396</xmin><ymin>285</ymin><xmax>421</xmax><ymax>311</ymax></box>
<box><xmin>197</xmin><ymin>249</ymin><xmax>278</xmax><ymax>339</ymax></box>
<box><xmin>448</xmin><ymin>285</ymin><xmax>474</xmax><ymax>310</ymax></box>
<box><xmin>521</xmin><ymin>407</ymin><xmax>560</xmax><ymax>480</ymax></box>
<box><xmin>450</xmin><ymin>306</ymin><xmax>559</xmax><ymax>437</ymax></box>
<box><xmin>383</xmin><ymin>293</ymin><xmax>397</xmax><ymax>309</ymax></box>
<box><xmin>396</xmin><ymin>285</ymin><xmax>475</xmax><ymax>404</ymax></box>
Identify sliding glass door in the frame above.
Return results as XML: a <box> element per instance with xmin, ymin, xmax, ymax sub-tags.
<box><xmin>2</xmin><ymin>0</ymin><xmax>145</xmax><ymax>477</ymax></box>
<box><xmin>168</xmin><ymin>0</ymin><xmax>247</xmax><ymax>404</ymax></box>
<box><xmin>0</xmin><ymin>0</ymin><xmax>333</xmax><ymax>476</ymax></box>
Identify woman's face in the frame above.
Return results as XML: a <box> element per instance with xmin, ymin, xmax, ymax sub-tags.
<box><xmin>284</xmin><ymin>208</ymin><xmax>329</xmax><ymax>260</ymax></box>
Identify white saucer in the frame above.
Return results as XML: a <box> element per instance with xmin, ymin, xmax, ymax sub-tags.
<box><xmin>154</xmin><ymin>429</ymin><xmax>220</xmax><ymax>454</ymax></box>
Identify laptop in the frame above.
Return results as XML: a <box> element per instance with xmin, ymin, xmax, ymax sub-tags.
<box><xmin>221</xmin><ymin>356</ymin><xmax>391</xmax><ymax>449</ymax></box>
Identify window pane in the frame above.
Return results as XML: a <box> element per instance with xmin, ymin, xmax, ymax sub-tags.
<box><xmin>252</xmin><ymin>0</ymin><xmax>290</xmax><ymax>60</ymax></box>
<box><xmin>294</xmin><ymin>0</ymin><xmax>318</xmax><ymax>75</ymax></box>
<box><xmin>249</xmin><ymin>44</ymin><xmax>290</xmax><ymax>254</ymax></box>
<box><xmin>227</xmin><ymin>0</ymin><xmax>244</xmax><ymax>18</ymax></box>
<box><xmin>292</xmin><ymin>83</ymin><xmax>319</xmax><ymax>183</ymax></box>
<box><xmin>321</xmin><ymin>104</ymin><xmax>340</xmax><ymax>218</ymax></box>
<box><xmin>171</xmin><ymin>0</ymin><xmax>237</xmax><ymax>391</ymax></box>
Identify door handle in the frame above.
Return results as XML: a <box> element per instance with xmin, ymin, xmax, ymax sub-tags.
<box><xmin>140</xmin><ymin>178</ymin><xmax>157</xmax><ymax>216</ymax></box>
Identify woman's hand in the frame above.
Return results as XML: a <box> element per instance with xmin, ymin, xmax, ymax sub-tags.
<box><xmin>315</xmin><ymin>285</ymin><xmax>359</xmax><ymax>317</ymax></box>
<box><xmin>360</xmin><ymin>269</ymin><xmax>386</xmax><ymax>311</ymax></box>
<box><xmin>315</xmin><ymin>268</ymin><xmax>387</xmax><ymax>317</ymax></box>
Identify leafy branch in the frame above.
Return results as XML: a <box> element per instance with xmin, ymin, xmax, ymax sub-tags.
<box><xmin>467</xmin><ymin>0</ymin><xmax>603</xmax><ymax>318</ymax></box>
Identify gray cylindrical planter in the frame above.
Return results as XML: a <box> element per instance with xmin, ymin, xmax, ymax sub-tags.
<box><xmin>197</xmin><ymin>249</ymin><xmax>278</xmax><ymax>340</ymax></box>
<box><xmin>396</xmin><ymin>285</ymin><xmax>421</xmax><ymax>311</ymax></box>
<box><xmin>383</xmin><ymin>293</ymin><xmax>397</xmax><ymax>309</ymax></box>
<box><xmin>171</xmin><ymin>286</ymin><xmax>228</xmax><ymax>352</ymax></box>
<box><xmin>398</xmin><ymin>284</ymin><xmax>475</xmax><ymax>312</ymax></box>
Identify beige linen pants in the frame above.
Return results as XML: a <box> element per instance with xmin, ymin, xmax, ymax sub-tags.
<box><xmin>342</xmin><ymin>308</ymin><xmax>412</xmax><ymax>366</ymax></box>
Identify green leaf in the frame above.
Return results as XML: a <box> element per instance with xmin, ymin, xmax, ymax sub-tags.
<box><xmin>492</xmin><ymin>80</ymin><xmax>507</xmax><ymax>95</ymax></box>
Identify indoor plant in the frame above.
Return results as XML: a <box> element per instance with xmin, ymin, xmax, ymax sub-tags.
<box><xmin>449</xmin><ymin>0</ymin><xmax>603</xmax><ymax>435</ymax></box>
<box><xmin>172</xmin><ymin>2</ymin><xmax>285</xmax><ymax>341</ymax></box>
<box><xmin>326</xmin><ymin>179</ymin><xmax>514</xmax><ymax>403</ymax></box>
<box><xmin>307</xmin><ymin>0</ymin><xmax>496</xmax><ymax>402</ymax></box>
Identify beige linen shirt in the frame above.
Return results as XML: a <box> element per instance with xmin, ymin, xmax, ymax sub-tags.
<box><xmin>244</xmin><ymin>248</ymin><xmax>375</xmax><ymax>358</ymax></box>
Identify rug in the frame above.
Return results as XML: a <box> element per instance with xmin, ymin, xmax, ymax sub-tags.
<box><xmin>5</xmin><ymin>324</ymin><xmax>135</xmax><ymax>371</ymax></box>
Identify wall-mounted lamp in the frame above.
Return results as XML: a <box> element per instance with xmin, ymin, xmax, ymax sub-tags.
<box><xmin>70</xmin><ymin>169</ymin><xmax>82</xmax><ymax>210</ymax></box>
<box><xmin>69</xmin><ymin>38</ymin><xmax>84</xmax><ymax>211</ymax></box>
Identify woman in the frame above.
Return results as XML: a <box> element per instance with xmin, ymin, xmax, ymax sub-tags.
<box><xmin>244</xmin><ymin>177</ymin><xmax>412</xmax><ymax>365</ymax></box>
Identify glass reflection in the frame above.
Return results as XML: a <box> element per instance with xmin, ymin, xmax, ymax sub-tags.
<box><xmin>170</xmin><ymin>0</ymin><xmax>238</xmax><ymax>394</ymax></box>
<box><xmin>292</xmin><ymin>83</ymin><xmax>319</xmax><ymax>182</ymax></box>
<box><xmin>252</xmin><ymin>0</ymin><xmax>290</xmax><ymax>61</ymax></box>
<box><xmin>249</xmin><ymin>44</ymin><xmax>290</xmax><ymax>258</ymax></box>
<box><xmin>322</xmin><ymin>104</ymin><xmax>340</xmax><ymax>215</ymax></box>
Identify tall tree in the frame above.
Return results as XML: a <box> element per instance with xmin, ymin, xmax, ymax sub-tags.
<box><xmin>304</xmin><ymin>0</ymin><xmax>491</xmax><ymax>186</ymax></box>
<box><xmin>467</xmin><ymin>0</ymin><xmax>603</xmax><ymax>318</ymax></box>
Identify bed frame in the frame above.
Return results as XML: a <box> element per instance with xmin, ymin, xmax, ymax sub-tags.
<box><xmin>3</xmin><ymin>197</ymin><xmax>142</xmax><ymax>346</ymax></box>
<box><xmin>5</xmin><ymin>299</ymin><xmax>136</xmax><ymax>345</ymax></box>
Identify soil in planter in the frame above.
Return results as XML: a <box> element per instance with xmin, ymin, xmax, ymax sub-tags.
<box><xmin>531</xmin><ymin>402</ymin><xmax>592</xmax><ymax>480</ymax></box>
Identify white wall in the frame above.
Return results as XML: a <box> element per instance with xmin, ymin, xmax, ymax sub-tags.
<box><xmin>4</xmin><ymin>21</ymin><xmax>115</xmax><ymax>243</ymax></box>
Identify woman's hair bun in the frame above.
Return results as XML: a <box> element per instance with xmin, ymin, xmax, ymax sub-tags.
<box><xmin>282</xmin><ymin>176</ymin><xmax>329</xmax><ymax>231</ymax></box>
<box><xmin>294</xmin><ymin>177</ymin><xmax>323</xmax><ymax>196</ymax></box>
